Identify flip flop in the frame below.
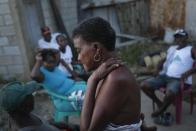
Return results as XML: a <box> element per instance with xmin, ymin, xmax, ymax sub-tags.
<box><xmin>153</xmin><ymin>112</ymin><xmax>173</xmax><ymax>126</ymax></box>
<box><xmin>163</xmin><ymin>112</ymin><xmax>173</xmax><ymax>126</ymax></box>
<box><xmin>153</xmin><ymin>114</ymin><xmax>165</xmax><ymax>125</ymax></box>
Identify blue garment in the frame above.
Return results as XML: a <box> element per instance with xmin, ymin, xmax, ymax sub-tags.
<box><xmin>146</xmin><ymin>75</ymin><xmax>181</xmax><ymax>94</ymax></box>
<box><xmin>40</xmin><ymin>67</ymin><xmax>75</xmax><ymax>95</ymax></box>
<box><xmin>54</xmin><ymin>81</ymin><xmax>86</xmax><ymax>111</ymax></box>
<box><xmin>40</xmin><ymin>67</ymin><xmax>86</xmax><ymax>112</ymax></box>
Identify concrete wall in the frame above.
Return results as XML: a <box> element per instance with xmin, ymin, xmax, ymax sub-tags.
<box><xmin>0</xmin><ymin>0</ymin><xmax>78</xmax><ymax>81</ymax></box>
<box><xmin>41</xmin><ymin>0</ymin><xmax>58</xmax><ymax>32</ymax></box>
<box><xmin>41</xmin><ymin>0</ymin><xmax>78</xmax><ymax>36</ymax></box>
<box><xmin>0</xmin><ymin>0</ymin><xmax>30</xmax><ymax>80</ymax></box>
<box><xmin>58</xmin><ymin>0</ymin><xmax>78</xmax><ymax>35</ymax></box>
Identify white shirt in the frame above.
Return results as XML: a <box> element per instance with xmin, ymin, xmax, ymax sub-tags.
<box><xmin>159</xmin><ymin>45</ymin><xmax>178</xmax><ymax>75</ymax></box>
<box><xmin>166</xmin><ymin>45</ymin><xmax>193</xmax><ymax>84</ymax></box>
<box><xmin>58</xmin><ymin>45</ymin><xmax>73</xmax><ymax>76</ymax></box>
<box><xmin>38</xmin><ymin>33</ymin><xmax>60</xmax><ymax>49</ymax></box>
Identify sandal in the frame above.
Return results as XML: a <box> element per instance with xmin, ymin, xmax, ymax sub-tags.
<box><xmin>153</xmin><ymin>114</ymin><xmax>165</xmax><ymax>125</ymax></box>
<box><xmin>163</xmin><ymin>112</ymin><xmax>173</xmax><ymax>126</ymax></box>
<box><xmin>153</xmin><ymin>112</ymin><xmax>173</xmax><ymax>126</ymax></box>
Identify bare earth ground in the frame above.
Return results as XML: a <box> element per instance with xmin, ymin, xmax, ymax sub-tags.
<box><xmin>33</xmin><ymin>91</ymin><xmax>80</xmax><ymax>125</ymax></box>
<box><xmin>1</xmin><ymin>73</ymin><xmax>196</xmax><ymax>131</ymax></box>
<box><xmin>34</xmin><ymin>90</ymin><xmax>196</xmax><ymax>131</ymax></box>
<box><xmin>0</xmin><ymin>90</ymin><xmax>80</xmax><ymax>131</ymax></box>
<box><xmin>1</xmin><ymin>86</ymin><xmax>196</xmax><ymax>131</ymax></box>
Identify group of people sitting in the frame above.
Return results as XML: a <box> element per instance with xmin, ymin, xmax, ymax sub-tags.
<box><xmin>38</xmin><ymin>26</ymin><xmax>78</xmax><ymax>78</ymax></box>
<box><xmin>0</xmin><ymin>17</ymin><xmax>195</xmax><ymax>131</ymax></box>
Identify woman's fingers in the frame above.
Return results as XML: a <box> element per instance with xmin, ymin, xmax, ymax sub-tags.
<box><xmin>104</xmin><ymin>58</ymin><xmax>121</xmax><ymax>67</ymax></box>
<box><xmin>105</xmin><ymin>58</ymin><xmax>124</xmax><ymax>68</ymax></box>
<box><xmin>106</xmin><ymin>63</ymin><xmax>120</xmax><ymax>73</ymax></box>
<box><xmin>93</xmin><ymin>58</ymin><xmax>124</xmax><ymax>81</ymax></box>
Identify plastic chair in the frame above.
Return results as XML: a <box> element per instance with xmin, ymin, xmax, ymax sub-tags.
<box><xmin>152</xmin><ymin>81</ymin><xmax>194</xmax><ymax>124</ymax></box>
<box><xmin>43</xmin><ymin>88</ymin><xmax>81</xmax><ymax>123</ymax></box>
<box><xmin>150</xmin><ymin>60</ymin><xmax>196</xmax><ymax>125</ymax></box>
<box><xmin>140</xmin><ymin>50</ymin><xmax>195</xmax><ymax>124</ymax></box>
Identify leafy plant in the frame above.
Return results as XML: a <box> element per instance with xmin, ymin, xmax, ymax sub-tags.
<box><xmin>118</xmin><ymin>41</ymin><xmax>168</xmax><ymax>66</ymax></box>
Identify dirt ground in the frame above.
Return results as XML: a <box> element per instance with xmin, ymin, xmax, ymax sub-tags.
<box><xmin>0</xmin><ymin>90</ymin><xmax>80</xmax><ymax>131</ymax></box>
<box><xmin>33</xmin><ymin>91</ymin><xmax>54</xmax><ymax>121</ymax></box>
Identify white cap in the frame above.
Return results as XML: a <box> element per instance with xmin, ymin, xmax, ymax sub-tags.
<box><xmin>174</xmin><ymin>29</ymin><xmax>188</xmax><ymax>37</ymax></box>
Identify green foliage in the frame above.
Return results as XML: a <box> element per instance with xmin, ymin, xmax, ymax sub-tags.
<box><xmin>119</xmin><ymin>42</ymin><xmax>168</xmax><ymax>66</ymax></box>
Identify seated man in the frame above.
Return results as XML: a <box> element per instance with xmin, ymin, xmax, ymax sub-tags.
<box><xmin>141</xmin><ymin>29</ymin><xmax>196</xmax><ymax>117</ymax></box>
<box><xmin>0</xmin><ymin>81</ymin><xmax>60</xmax><ymax>131</ymax></box>
<box><xmin>38</xmin><ymin>26</ymin><xmax>60</xmax><ymax>50</ymax></box>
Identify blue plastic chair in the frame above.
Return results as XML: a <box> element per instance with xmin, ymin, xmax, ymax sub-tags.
<box><xmin>42</xmin><ymin>86</ymin><xmax>81</xmax><ymax>123</ymax></box>
<box><xmin>72</xmin><ymin>63</ymin><xmax>86</xmax><ymax>76</ymax></box>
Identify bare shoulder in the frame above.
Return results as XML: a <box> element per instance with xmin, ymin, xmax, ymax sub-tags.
<box><xmin>105</xmin><ymin>65</ymin><xmax>138</xmax><ymax>90</ymax></box>
<box><xmin>108</xmin><ymin>65</ymin><xmax>135</xmax><ymax>81</ymax></box>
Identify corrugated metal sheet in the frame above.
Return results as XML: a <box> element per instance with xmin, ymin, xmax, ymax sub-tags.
<box><xmin>80</xmin><ymin>0</ymin><xmax>187</xmax><ymax>37</ymax></box>
<box><xmin>80</xmin><ymin>0</ymin><xmax>150</xmax><ymax>36</ymax></box>
<box><xmin>116</xmin><ymin>0</ymin><xmax>150</xmax><ymax>36</ymax></box>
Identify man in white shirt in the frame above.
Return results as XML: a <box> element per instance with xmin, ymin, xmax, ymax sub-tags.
<box><xmin>141</xmin><ymin>29</ymin><xmax>196</xmax><ymax>118</ymax></box>
<box><xmin>38</xmin><ymin>26</ymin><xmax>59</xmax><ymax>50</ymax></box>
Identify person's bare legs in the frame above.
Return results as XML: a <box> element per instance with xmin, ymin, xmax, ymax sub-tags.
<box><xmin>151</xmin><ymin>90</ymin><xmax>175</xmax><ymax>117</ymax></box>
<box><xmin>140</xmin><ymin>113</ymin><xmax>157</xmax><ymax>131</ymax></box>
<box><xmin>141</xmin><ymin>82</ymin><xmax>163</xmax><ymax>108</ymax></box>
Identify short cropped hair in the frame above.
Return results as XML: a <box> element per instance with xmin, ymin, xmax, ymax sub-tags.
<box><xmin>56</xmin><ymin>34</ymin><xmax>67</xmax><ymax>43</ymax></box>
<box><xmin>72</xmin><ymin>17</ymin><xmax>116</xmax><ymax>51</ymax></box>
<box><xmin>41</xmin><ymin>49</ymin><xmax>56</xmax><ymax>62</ymax></box>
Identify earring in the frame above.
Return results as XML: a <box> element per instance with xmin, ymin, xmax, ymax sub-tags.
<box><xmin>94</xmin><ymin>53</ymin><xmax>101</xmax><ymax>62</ymax></box>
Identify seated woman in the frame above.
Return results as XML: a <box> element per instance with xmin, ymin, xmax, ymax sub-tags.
<box><xmin>31</xmin><ymin>49</ymin><xmax>86</xmax><ymax>112</ymax></box>
<box><xmin>56</xmin><ymin>34</ymin><xmax>90</xmax><ymax>81</ymax></box>
<box><xmin>72</xmin><ymin>17</ymin><xmax>141</xmax><ymax>131</ymax></box>
<box><xmin>56</xmin><ymin>34</ymin><xmax>76</xmax><ymax>77</ymax></box>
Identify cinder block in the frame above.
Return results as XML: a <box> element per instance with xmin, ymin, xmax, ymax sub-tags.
<box><xmin>7</xmin><ymin>35</ymin><xmax>18</xmax><ymax>45</ymax></box>
<box><xmin>0</xmin><ymin>25</ymin><xmax>16</xmax><ymax>36</ymax></box>
<box><xmin>66</xmin><ymin>0</ymin><xmax>76</xmax><ymax>8</ymax></box>
<box><xmin>0</xmin><ymin>55</ymin><xmax>13</xmax><ymax>65</ymax></box>
<box><xmin>4</xmin><ymin>14</ymin><xmax>13</xmax><ymax>25</ymax></box>
<box><xmin>8</xmin><ymin>65</ymin><xmax>24</xmax><ymax>74</ymax></box>
<box><xmin>3</xmin><ymin>46</ymin><xmax>21</xmax><ymax>55</ymax></box>
<box><xmin>0</xmin><ymin>48</ymin><xmax>3</xmax><ymax>55</ymax></box>
<box><xmin>0</xmin><ymin>0</ymin><xmax>8</xmax><ymax>3</ymax></box>
<box><xmin>0</xmin><ymin>15</ymin><xmax>4</xmax><ymax>26</ymax></box>
<box><xmin>0</xmin><ymin>66</ymin><xmax>8</xmax><ymax>75</ymax></box>
<box><xmin>0</xmin><ymin>4</ymin><xmax>10</xmax><ymax>15</ymax></box>
<box><xmin>43</xmin><ymin>10</ymin><xmax>51</xmax><ymax>18</ymax></box>
<box><xmin>12</xmin><ymin>55</ymin><xmax>23</xmax><ymax>64</ymax></box>
<box><xmin>0</xmin><ymin>37</ymin><xmax>9</xmax><ymax>46</ymax></box>
<box><xmin>41</xmin><ymin>0</ymin><xmax>50</xmax><ymax>10</ymax></box>
<box><xmin>45</xmin><ymin>19</ymin><xmax>56</xmax><ymax>29</ymax></box>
